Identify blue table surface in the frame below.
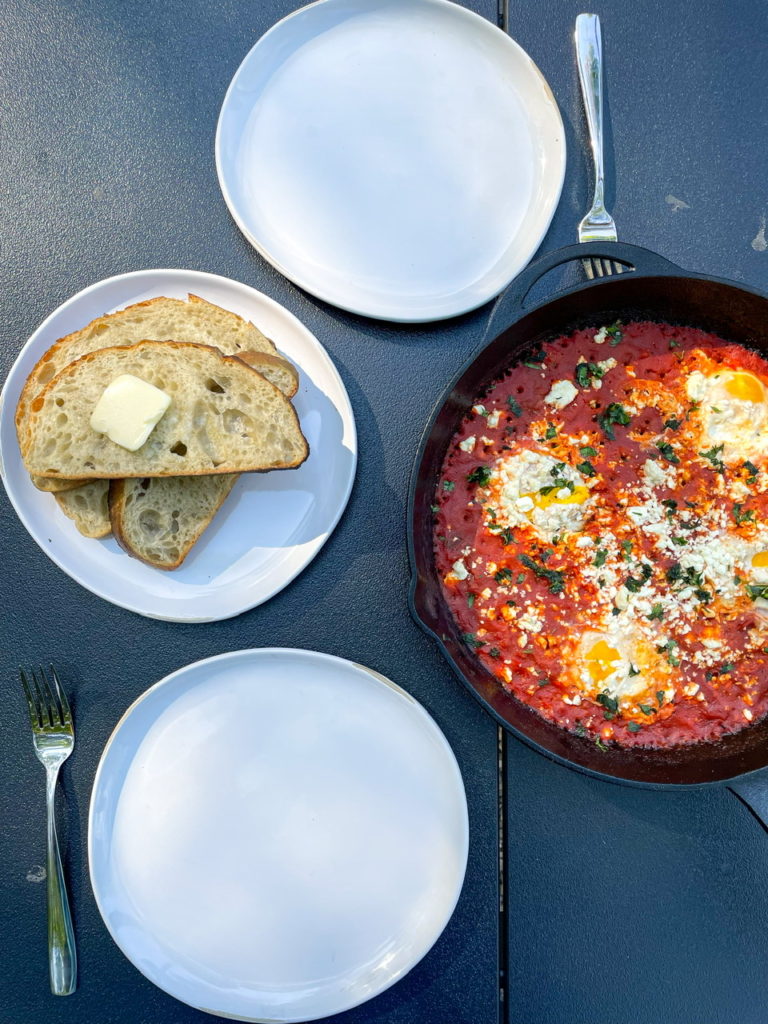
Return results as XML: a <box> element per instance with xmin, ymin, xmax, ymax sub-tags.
<box><xmin>1</xmin><ymin>2</ymin><xmax>767</xmax><ymax>1023</ymax></box>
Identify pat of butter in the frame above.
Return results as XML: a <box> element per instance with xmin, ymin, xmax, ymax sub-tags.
<box><xmin>90</xmin><ymin>374</ymin><xmax>171</xmax><ymax>451</ymax></box>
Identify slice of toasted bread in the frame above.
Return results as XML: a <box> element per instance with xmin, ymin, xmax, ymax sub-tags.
<box><xmin>57</xmin><ymin>349</ymin><xmax>299</xmax><ymax>544</ymax></box>
<box><xmin>54</xmin><ymin>481</ymin><xmax>111</xmax><ymax>538</ymax></box>
<box><xmin>21</xmin><ymin>294</ymin><xmax>296</xmax><ymax>492</ymax></box>
<box><xmin>109</xmin><ymin>475</ymin><xmax>238</xmax><ymax>569</ymax></box>
<box><xmin>23</xmin><ymin>340</ymin><xmax>308</xmax><ymax>479</ymax></box>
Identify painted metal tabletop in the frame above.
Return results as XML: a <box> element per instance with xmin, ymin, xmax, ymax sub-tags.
<box><xmin>1</xmin><ymin>2</ymin><xmax>767</xmax><ymax>1023</ymax></box>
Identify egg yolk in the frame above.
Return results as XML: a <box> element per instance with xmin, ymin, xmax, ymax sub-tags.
<box><xmin>527</xmin><ymin>485</ymin><xmax>591</xmax><ymax>510</ymax></box>
<box><xmin>724</xmin><ymin>371</ymin><xmax>765</xmax><ymax>404</ymax></box>
<box><xmin>751</xmin><ymin>551</ymin><xmax>768</xmax><ymax>568</ymax></box>
<box><xmin>586</xmin><ymin>640</ymin><xmax>622</xmax><ymax>682</ymax></box>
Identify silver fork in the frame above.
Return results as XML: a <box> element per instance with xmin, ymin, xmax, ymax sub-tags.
<box><xmin>20</xmin><ymin>666</ymin><xmax>77</xmax><ymax>996</ymax></box>
<box><xmin>575</xmin><ymin>13</ymin><xmax>622</xmax><ymax>280</ymax></box>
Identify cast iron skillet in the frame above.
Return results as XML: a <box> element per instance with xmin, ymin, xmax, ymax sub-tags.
<box><xmin>408</xmin><ymin>241</ymin><xmax>768</xmax><ymax>822</ymax></box>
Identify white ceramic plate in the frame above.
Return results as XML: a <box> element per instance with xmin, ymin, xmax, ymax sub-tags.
<box><xmin>89</xmin><ymin>649</ymin><xmax>469</xmax><ymax>1022</ymax></box>
<box><xmin>216</xmin><ymin>0</ymin><xmax>566</xmax><ymax>323</ymax></box>
<box><xmin>0</xmin><ymin>270</ymin><xmax>356</xmax><ymax>621</ymax></box>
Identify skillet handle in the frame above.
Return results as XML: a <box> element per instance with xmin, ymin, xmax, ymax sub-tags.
<box><xmin>728</xmin><ymin>774</ymin><xmax>768</xmax><ymax>835</ymax></box>
<box><xmin>483</xmin><ymin>242</ymin><xmax>682</xmax><ymax>344</ymax></box>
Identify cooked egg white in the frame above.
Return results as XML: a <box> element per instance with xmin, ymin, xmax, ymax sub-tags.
<box><xmin>687</xmin><ymin>368</ymin><xmax>768</xmax><ymax>462</ymax></box>
<box><xmin>576</xmin><ymin>626</ymin><xmax>673</xmax><ymax>703</ymax></box>
<box><xmin>485</xmin><ymin>450</ymin><xmax>594</xmax><ymax>540</ymax></box>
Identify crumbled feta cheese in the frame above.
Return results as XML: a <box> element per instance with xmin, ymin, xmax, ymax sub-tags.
<box><xmin>459</xmin><ymin>435</ymin><xmax>476</xmax><ymax>453</ymax></box>
<box><xmin>486</xmin><ymin>410</ymin><xmax>500</xmax><ymax>428</ymax></box>
<box><xmin>544</xmin><ymin>379</ymin><xmax>578</xmax><ymax>409</ymax></box>
<box><xmin>451</xmin><ymin>559</ymin><xmax>469</xmax><ymax>580</ymax></box>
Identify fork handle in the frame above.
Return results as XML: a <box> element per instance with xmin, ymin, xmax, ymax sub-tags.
<box><xmin>575</xmin><ymin>13</ymin><xmax>606</xmax><ymax>213</ymax></box>
<box><xmin>46</xmin><ymin>768</ymin><xmax>77</xmax><ymax>995</ymax></box>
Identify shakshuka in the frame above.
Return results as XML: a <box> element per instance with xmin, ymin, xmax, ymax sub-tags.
<box><xmin>434</xmin><ymin>321</ymin><xmax>768</xmax><ymax>748</ymax></box>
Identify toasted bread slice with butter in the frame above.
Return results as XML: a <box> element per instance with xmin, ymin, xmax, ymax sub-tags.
<box><xmin>23</xmin><ymin>340</ymin><xmax>308</xmax><ymax>479</ymax></box>
<box><xmin>55</xmin><ymin>348</ymin><xmax>299</xmax><ymax>540</ymax></box>
<box><xmin>20</xmin><ymin>294</ymin><xmax>295</xmax><ymax>492</ymax></box>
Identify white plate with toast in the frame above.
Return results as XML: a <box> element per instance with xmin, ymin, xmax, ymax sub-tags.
<box><xmin>89</xmin><ymin>649</ymin><xmax>469</xmax><ymax>1022</ymax></box>
<box><xmin>0</xmin><ymin>270</ymin><xmax>357</xmax><ymax>621</ymax></box>
<box><xmin>215</xmin><ymin>0</ymin><xmax>566</xmax><ymax>322</ymax></box>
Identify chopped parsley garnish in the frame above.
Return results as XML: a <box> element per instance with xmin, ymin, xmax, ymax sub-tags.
<box><xmin>545</xmin><ymin>423</ymin><xmax>557</xmax><ymax>440</ymax></box>
<box><xmin>656</xmin><ymin>440</ymin><xmax>680</xmax><ymax>464</ymax></box>
<box><xmin>540</xmin><ymin>548</ymin><xmax>554</xmax><ymax>562</ymax></box>
<box><xmin>499</xmin><ymin>527</ymin><xmax>514</xmax><ymax>546</ymax></box>
<box><xmin>442</xmin><ymin>480</ymin><xmax>455</xmax><ymax>492</ymax></box>
<box><xmin>575</xmin><ymin>722</ymin><xmax>587</xmax><ymax>737</ymax></box>
<box><xmin>664</xmin><ymin>417</ymin><xmax>682</xmax><ymax>430</ymax></box>
<box><xmin>596</xmin><ymin>692</ymin><xmax>619</xmax><ymax>720</ymax></box>
<box><xmin>707</xmin><ymin>662</ymin><xmax>735</xmax><ymax>679</ymax></box>
<box><xmin>606</xmin><ymin>322</ymin><xmax>623</xmax><ymax>346</ymax></box>
<box><xmin>679</xmin><ymin>517</ymin><xmax>701</xmax><ymax>530</ymax></box>
<box><xmin>430</xmin><ymin>504</ymin><xmax>439</xmax><ymax>513</ymax></box>
<box><xmin>638</xmin><ymin>704</ymin><xmax>654</xmax><ymax>716</ymax></box>
<box><xmin>595</xmin><ymin>737</ymin><xmax>609</xmax><ymax>751</ymax></box>
<box><xmin>672</xmin><ymin>536</ymin><xmax>688</xmax><ymax>546</ymax></box>
<box><xmin>594</xmin><ymin>549</ymin><xmax>607</xmax><ymax>568</ymax></box>
<box><xmin>519</xmin><ymin>553</ymin><xmax>566</xmax><ymax>594</ymax></box>
<box><xmin>744</xmin><ymin>460</ymin><xmax>759</xmax><ymax>482</ymax></box>
<box><xmin>647</xmin><ymin>603</ymin><xmax>665</xmax><ymax>621</ymax></box>
<box><xmin>694</xmin><ymin>587</ymin><xmax>712</xmax><ymax>604</ymax></box>
<box><xmin>577</xmin><ymin>460</ymin><xmax>595</xmax><ymax>476</ymax></box>
<box><xmin>462</xmin><ymin>632</ymin><xmax>485</xmax><ymax>650</ymax></box>
<box><xmin>656</xmin><ymin>690</ymin><xmax>666</xmax><ymax>707</ymax></box>
<box><xmin>661</xmin><ymin>499</ymin><xmax>678</xmax><ymax>512</ymax></box>
<box><xmin>700</xmin><ymin>444</ymin><xmax>725</xmax><ymax>471</ymax></box>
<box><xmin>665</xmin><ymin>562</ymin><xmax>683</xmax><ymax>583</ymax></box>
<box><xmin>466</xmin><ymin>465</ymin><xmax>491</xmax><ymax>486</ymax></box>
<box><xmin>628</xmin><ymin>664</ymin><xmax>641</xmax><ymax>677</ymax></box>
<box><xmin>494</xmin><ymin>568</ymin><xmax>514</xmax><ymax>583</ymax></box>
<box><xmin>579</xmin><ymin>446</ymin><xmax>598</xmax><ymax>458</ymax></box>
<box><xmin>624</xmin><ymin>563</ymin><xmax>653</xmax><ymax>592</ymax></box>
<box><xmin>598</xmin><ymin>402</ymin><xmax>632</xmax><ymax>440</ymax></box>
<box><xmin>656</xmin><ymin>641</ymin><xmax>680</xmax><ymax>667</ymax></box>
<box><xmin>507</xmin><ymin>396</ymin><xmax>523</xmax><ymax>417</ymax></box>
<box><xmin>621</xmin><ymin>539</ymin><xmax>633</xmax><ymax>560</ymax></box>
<box><xmin>516</xmin><ymin>572</ymin><xmax>526</xmax><ymax>584</ymax></box>
<box><xmin>746</xmin><ymin>583</ymin><xmax>768</xmax><ymax>601</ymax></box>
<box><xmin>627</xmin><ymin>721</ymin><xmax>642</xmax><ymax>733</ymax></box>
<box><xmin>467</xmin><ymin>594</ymin><xmax>475</xmax><ymax>607</ymax></box>
<box><xmin>575</xmin><ymin>361</ymin><xmax>606</xmax><ymax>389</ymax></box>
<box><xmin>733</xmin><ymin>503</ymin><xmax>755</xmax><ymax>525</ymax></box>
<box><xmin>488</xmin><ymin>647</ymin><xmax>500</xmax><ymax>659</ymax></box>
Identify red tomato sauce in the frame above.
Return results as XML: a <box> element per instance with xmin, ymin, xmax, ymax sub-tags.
<box><xmin>434</xmin><ymin>321</ymin><xmax>768</xmax><ymax>749</ymax></box>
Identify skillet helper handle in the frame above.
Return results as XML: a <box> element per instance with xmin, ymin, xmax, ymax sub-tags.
<box><xmin>728</xmin><ymin>775</ymin><xmax>768</xmax><ymax>834</ymax></box>
<box><xmin>482</xmin><ymin>242</ymin><xmax>681</xmax><ymax>344</ymax></box>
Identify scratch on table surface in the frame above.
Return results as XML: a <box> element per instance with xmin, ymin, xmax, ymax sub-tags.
<box><xmin>26</xmin><ymin>865</ymin><xmax>46</xmax><ymax>883</ymax></box>
<box><xmin>751</xmin><ymin>214</ymin><xmax>767</xmax><ymax>252</ymax></box>
<box><xmin>665</xmin><ymin>194</ymin><xmax>690</xmax><ymax>212</ymax></box>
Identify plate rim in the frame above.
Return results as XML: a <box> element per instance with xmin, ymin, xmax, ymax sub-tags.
<box><xmin>0</xmin><ymin>268</ymin><xmax>357</xmax><ymax>623</ymax></box>
<box><xmin>87</xmin><ymin>647</ymin><xmax>470</xmax><ymax>1023</ymax></box>
<box><xmin>214</xmin><ymin>0</ymin><xmax>567</xmax><ymax>323</ymax></box>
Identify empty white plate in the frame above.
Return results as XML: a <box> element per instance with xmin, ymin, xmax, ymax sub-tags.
<box><xmin>216</xmin><ymin>0</ymin><xmax>566</xmax><ymax>322</ymax></box>
<box><xmin>0</xmin><ymin>269</ymin><xmax>356</xmax><ymax>621</ymax></box>
<box><xmin>89</xmin><ymin>649</ymin><xmax>469</xmax><ymax>1022</ymax></box>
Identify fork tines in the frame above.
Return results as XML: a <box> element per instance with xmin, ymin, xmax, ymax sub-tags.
<box><xmin>583</xmin><ymin>257</ymin><xmax>624</xmax><ymax>281</ymax></box>
<box><xmin>20</xmin><ymin>666</ymin><xmax>72</xmax><ymax>728</ymax></box>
